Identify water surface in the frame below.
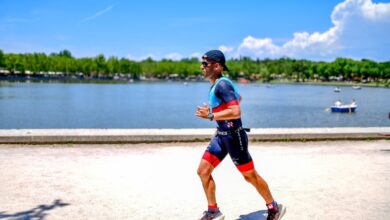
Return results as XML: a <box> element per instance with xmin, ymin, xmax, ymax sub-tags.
<box><xmin>1</xmin><ymin>81</ymin><xmax>389</xmax><ymax>128</ymax></box>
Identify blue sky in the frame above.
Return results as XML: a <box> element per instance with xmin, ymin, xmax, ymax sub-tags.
<box><xmin>1</xmin><ymin>0</ymin><xmax>389</xmax><ymax>61</ymax></box>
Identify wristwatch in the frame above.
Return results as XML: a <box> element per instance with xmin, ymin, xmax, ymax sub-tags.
<box><xmin>207</xmin><ymin>112</ymin><xmax>214</xmax><ymax>121</ymax></box>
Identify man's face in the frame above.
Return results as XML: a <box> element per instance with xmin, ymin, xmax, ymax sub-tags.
<box><xmin>200</xmin><ymin>59</ymin><xmax>219</xmax><ymax>79</ymax></box>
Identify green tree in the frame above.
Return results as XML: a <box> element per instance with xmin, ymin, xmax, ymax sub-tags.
<box><xmin>95</xmin><ymin>54</ymin><xmax>107</xmax><ymax>75</ymax></box>
<box><xmin>58</xmin><ymin>49</ymin><xmax>73</xmax><ymax>58</ymax></box>
<box><xmin>0</xmin><ymin>50</ymin><xmax>5</xmax><ymax>68</ymax></box>
<box><xmin>1</xmin><ymin>49</ymin><xmax>389</xmax><ymax>83</ymax></box>
<box><xmin>107</xmin><ymin>56</ymin><xmax>120</xmax><ymax>75</ymax></box>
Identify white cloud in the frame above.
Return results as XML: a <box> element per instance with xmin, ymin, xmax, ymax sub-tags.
<box><xmin>81</xmin><ymin>5</ymin><xmax>114</xmax><ymax>23</ymax></box>
<box><xmin>219</xmin><ymin>45</ymin><xmax>234</xmax><ymax>54</ymax></box>
<box><xmin>127</xmin><ymin>53</ymin><xmax>156</xmax><ymax>61</ymax></box>
<box><xmin>334</xmin><ymin>0</ymin><xmax>390</xmax><ymax>22</ymax></box>
<box><xmin>164</xmin><ymin>52</ymin><xmax>183</xmax><ymax>61</ymax></box>
<box><xmin>128</xmin><ymin>52</ymin><xmax>192</xmax><ymax>61</ymax></box>
<box><xmin>190</xmin><ymin>52</ymin><xmax>202</xmax><ymax>59</ymax></box>
<box><xmin>229</xmin><ymin>0</ymin><xmax>390</xmax><ymax>60</ymax></box>
<box><xmin>236</xmin><ymin>36</ymin><xmax>281</xmax><ymax>58</ymax></box>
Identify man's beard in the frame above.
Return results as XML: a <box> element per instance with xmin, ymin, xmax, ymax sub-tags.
<box><xmin>204</xmin><ymin>71</ymin><xmax>214</xmax><ymax>79</ymax></box>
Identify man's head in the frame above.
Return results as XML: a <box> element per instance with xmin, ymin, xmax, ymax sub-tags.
<box><xmin>201</xmin><ymin>50</ymin><xmax>229</xmax><ymax>72</ymax></box>
<box><xmin>201</xmin><ymin>50</ymin><xmax>229</xmax><ymax>80</ymax></box>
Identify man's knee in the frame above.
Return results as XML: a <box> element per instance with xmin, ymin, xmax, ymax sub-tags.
<box><xmin>242</xmin><ymin>173</ymin><xmax>255</xmax><ymax>182</ymax></box>
<box><xmin>242</xmin><ymin>170</ymin><xmax>257</xmax><ymax>183</ymax></box>
<box><xmin>197</xmin><ymin>162</ymin><xmax>213</xmax><ymax>179</ymax></box>
<box><xmin>242</xmin><ymin>170</ymin><xmax>269</xmax><ymax>188</ymax></box>
<box><xmin>197</xmin><ymin>167</ymin><xmax>211</xmax><ymax>179</ymax></box>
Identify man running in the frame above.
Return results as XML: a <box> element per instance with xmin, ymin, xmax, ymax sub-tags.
<box><xmin>195</xmin><ymin>50</ymin><xmax>286</xmax><ymax>220</ymax></box>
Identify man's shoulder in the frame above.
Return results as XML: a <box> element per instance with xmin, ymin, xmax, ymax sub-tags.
<box><xmin>216</xmin><ymin>77</ymin><xmax>235</xmax><ymax>90</ymax></box>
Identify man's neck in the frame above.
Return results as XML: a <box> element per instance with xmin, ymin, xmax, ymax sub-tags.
<box><xmin>210</xmin><ymin>74</ymin><xmax>222</xmax><ymax>85</ymax></box>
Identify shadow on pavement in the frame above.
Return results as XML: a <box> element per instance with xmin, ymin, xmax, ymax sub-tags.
<box><xmin>236</xmin><ymin>210</ymin><xmax>268</xmax><ymax>220</ymax></box>
<box><xmin>0</xmin><ymin>199</ymin><xmax>70</xmax><ymax>219</ymax></box>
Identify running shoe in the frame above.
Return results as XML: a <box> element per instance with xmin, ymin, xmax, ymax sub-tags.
<box><xmin>199</xmin><ymin>209</ymin><xmax>225</xmax><ymax>220</ymax></box>
<box><xmin>267</xmin><ymin>203</ymin><xmax>286</xmax><ymax>220</ymax></box>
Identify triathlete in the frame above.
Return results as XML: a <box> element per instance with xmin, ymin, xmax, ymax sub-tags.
<box><xmin>195</xmin><ymin>50</ymin><xmax>286</xmax><ymax>220</ymax></box>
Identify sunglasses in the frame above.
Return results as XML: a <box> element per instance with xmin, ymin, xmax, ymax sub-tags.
<box><xmin>201</xmin><ymin>61</ymin><xmax>215</xmax><ymax>67</ymax></box>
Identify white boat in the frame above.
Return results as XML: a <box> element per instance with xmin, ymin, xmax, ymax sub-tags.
<box><xmin>334</xmin><ymin>87</ymin><xmax>341</xmax><ymax>92</ymax></box>
<box><xmin>331</xmin><ymin>100</ymin><xmax>357</xmax><ymax>113</ymax></box>
<box><xmin>352</xmin><ymin>85</ymin><xmax>362</xmax><ymax>90</ymax></box>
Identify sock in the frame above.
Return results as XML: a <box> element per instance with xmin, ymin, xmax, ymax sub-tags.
<box><xmin>266</xmin><ymin>201</ymin><xmax>278</xmax><ymax>212</ymax></box>
<box><xmin>208</xmin><ymin>204</ymin><xmax>219</xmax><ymax>213</ymax></box>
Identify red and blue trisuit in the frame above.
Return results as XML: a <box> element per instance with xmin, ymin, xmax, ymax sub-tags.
<box><xmin>202</xmin><ymin>76</ymin><xmax>254</xmax><ymax>172</ymax></box>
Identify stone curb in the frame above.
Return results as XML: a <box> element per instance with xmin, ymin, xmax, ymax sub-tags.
<box><xmin>0</xmin><ymin>127</ymin><xmax>389</xmax><ymax>144</ymax></box>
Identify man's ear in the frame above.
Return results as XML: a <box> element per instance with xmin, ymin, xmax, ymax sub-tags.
<box><xmin>215</xmin><ymin>63</ymin><xmax>221</xmax><ymax>71</ymax></box>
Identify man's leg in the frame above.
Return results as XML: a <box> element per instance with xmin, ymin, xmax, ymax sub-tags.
<box><xmin>197</xmin><ymin>137</ymin><xmax>228</xmax><ymax>219</ymax></box>
<box><xmin>197</xmin><ymin>159</ymin><xmax>217</xmax><ymax>206</ymax></box>
<box><xmin>239</xmin><ymin>164</ymin><xmax>287</xmax><ymax>219</ymax></box>
<box><xmin>241</xmin><ymin>168</ymin><xmax>274</xmax><ymax>204</ymax></box>
<box><xmin>197</xmin><ymin>158</ymin><xmax>225</xmax><ymax>220</ymax></box>
<box><xmin>224</xmin><ymin>131</ymin><xmax>274</xmax><ymax>204</ymax></box>
<box><xmin>227</xmin><ymin>131</ymin><xmax>285</xmax><ymax>219</ymax></box>
<box><xmin>198</xmin><ymin>136</ymin><xmax>227</xmax><ymax>207</ymax></box>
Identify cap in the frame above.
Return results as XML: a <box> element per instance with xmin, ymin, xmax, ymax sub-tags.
<box><xmin>202</xmin><ymin>50</ymin><xmax>229</xmax><ymax>72</ymax></box>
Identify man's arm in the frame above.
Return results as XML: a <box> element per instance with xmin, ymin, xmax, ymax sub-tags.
<box><xmin>196</xmin><ymin>80</ymin><xmax>242</xmax><ymax>120</ymax></box>
<box><xmin>212</xmin><ymin>104</ymin><xmax>240</xmax><ymax>120</ymax></box>
<box><xmin>195</xmin><ymin>104</ymin><xmax>240</xmax><ymax>120</ymax></box>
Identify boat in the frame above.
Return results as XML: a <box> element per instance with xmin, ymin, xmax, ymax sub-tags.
<box><xmin>331</xmin><ymin>100</ymin><xmax>357</xmax><ymax>113</ymax></box>
<box><xmin>334</xmin><ymin>87</ymin><xmax>341</xmax><ymax>92</ymax></box>
<box><xmin>331</xmin><ymin>104</ymin><xmax>357</xmax><ymax>113</ymax></box>
<box><xmin>352</xmin><ymin>85</ymin><xmax>362</xmax><ymax>90</ymax></box>
<box><xmin>238</xmin><ymin>78</ymin><xmax>248</xmax><ymax>84</ymax></box>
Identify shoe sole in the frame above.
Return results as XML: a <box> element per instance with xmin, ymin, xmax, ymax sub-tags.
<box><xmin>198</xmin><ymin>213</ymin><xmax>224</xmax><ymax>220</ymax></box>
<box><xmin>277</xmin><ymin>204</ymin><xmax>286</xmax><ymax>220</ymax></box>
<box><xmin>216</xmin><ymin>215</ymin><xmax>225</xmax><ymax>220</ymax></box>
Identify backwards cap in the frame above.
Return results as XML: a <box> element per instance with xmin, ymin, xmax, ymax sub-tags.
<box><xmin>202</xmin><ymin>50</ymin><xmax>229</xmax><ymax>72</ymax></box>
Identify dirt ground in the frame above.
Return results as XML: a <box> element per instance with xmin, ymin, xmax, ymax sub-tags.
<box><xmin>0</xmin><ymin>140</ymin><xmax>389</xmax><ymax>220</ymax></box>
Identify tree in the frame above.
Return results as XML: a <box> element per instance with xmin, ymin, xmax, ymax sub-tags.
<box><xmin>0</xmin><ymin>50</ymin><xmax>388</xmax><ymax>83</ymax></box>
<box><xmin>0</xmin><ymin>50</ymin><xmax>4</xmax><ymax>68</ymax></box>
<box><xmin>58</xmin><ymin>50</ymin><xmax>73</xmax><ymax>58</ymax></box>
<box><xmin>107</xmin><ymin>56</ymin><xmax>120</xmax><ymax>75</ymax></box>
<box><xmin>129</xmin><ymin>61</ymin><xmax>141</xmax><ymax>79</ymax></box>
<box><xmin>95</xmin><ymin>54</ymin><xmax>107</xmax><ymax>75</ymax></box>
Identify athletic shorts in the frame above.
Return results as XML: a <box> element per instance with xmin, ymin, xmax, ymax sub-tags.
<box><xmin>202</xmin><ymin>129</ymin><xmax>254</xmax><ymax>172</ymax></box>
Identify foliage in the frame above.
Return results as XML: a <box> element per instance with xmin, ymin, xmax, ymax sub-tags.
<box><xmin>0</xmin><ymin>49</ymin><xmax>389</xmax><ymax>82</ymax></box>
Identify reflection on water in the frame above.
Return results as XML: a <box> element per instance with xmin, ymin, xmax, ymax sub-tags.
<box><xmin>0</xmin><ymin>81</ymin><xmax>389</xmax><ymax>128</ymax></box>
<box><xmin>0</xmin><ymin>95</ymin><xmax>16</xmax><ymax>99</ymax></box>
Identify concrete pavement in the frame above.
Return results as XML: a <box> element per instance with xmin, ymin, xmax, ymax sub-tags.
<box><xmin>0</xmin><ymin>140</ymin><xmax>389</xmax><ymax>219</ymax></box>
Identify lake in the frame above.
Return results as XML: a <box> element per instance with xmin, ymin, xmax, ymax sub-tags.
<box><xmin>0</xmin><ymin>81</ymin><xmax>389</xmax><ymax>129</ymax></box>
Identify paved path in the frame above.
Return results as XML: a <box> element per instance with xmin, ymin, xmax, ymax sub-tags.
<box><xmin>1</xmin><ymin>140</ymin><xmax>389</xmax><ymax>219</ymax></box>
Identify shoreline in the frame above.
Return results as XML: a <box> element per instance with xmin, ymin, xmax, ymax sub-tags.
<box><xmin>1</xmin><ymin>127</ymin><xmax>389</xmax><ymax>144</ymax></box>
<box><xmin>1</xmin><ymin>76</ymin><xmax>389</xmax><ymax>88</ymax></box>
<box><xmin>267</xmin><ymin>80</ymin><xmax>390</xmax><ymax>88</ymax></box>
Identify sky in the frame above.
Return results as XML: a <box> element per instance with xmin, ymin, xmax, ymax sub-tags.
<box><xmin>0</xmin><ymin>0</ymin><xmax>390</xmax><ymax>61</ymax></box>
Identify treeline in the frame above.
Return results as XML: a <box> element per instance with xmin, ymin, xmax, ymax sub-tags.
<box><xmin>0</xmin><ymin>49</ymin><xmax>389</xmax><ymax>83</ymax></box>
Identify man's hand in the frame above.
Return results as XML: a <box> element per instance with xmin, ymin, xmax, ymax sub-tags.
<box><xmin>195</xmin><ymin>103</ymin><xmax>210</xmax><ymax>119</ymax></box>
